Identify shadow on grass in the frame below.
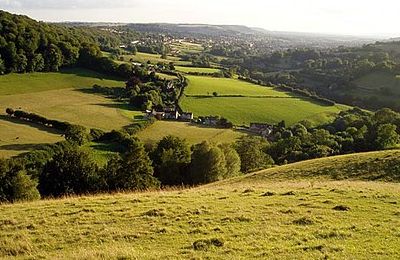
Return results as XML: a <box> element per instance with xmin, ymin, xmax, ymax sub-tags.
<box><xmin>59</xmin><ymin>67</ymin><xmax>125</xmax><ymax>82</ymax></box>
<box><xmin>0</xmin><ymin>143</ymin><xmax>47</xmax><ymax>151</ymax></box>
<box><xmin>0</xmin><ymin>115</ymin><xmax>63</xmax><ymax>135</ymax></box>
<box><xmin>90</xmin><ymin>142</ymin><xmax>125</xmax><ymax>153</ymax></box>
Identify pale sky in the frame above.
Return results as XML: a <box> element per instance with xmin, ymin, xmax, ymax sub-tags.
<box><xmin>0</xmin><ymin>0</ymin><xmax>399</xmax><ymax>37</ymax></box>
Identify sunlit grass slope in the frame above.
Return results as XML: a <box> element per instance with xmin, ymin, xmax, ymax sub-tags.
<box><xmin>0</xmin><ymin>150</ymin><xmax>399</xmax><ymax>259</ymax></box>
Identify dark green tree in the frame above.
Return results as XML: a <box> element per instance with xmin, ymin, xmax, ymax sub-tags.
<box><xmin>235</xmin><ymin>136</ymin><xmax>274</xmax><ymax>173</ymax></box>
<box><xmin>39</xmin><ymin>145</ymin><xmax>99</xmax><ymax>197</ymax></box>
<box><xmin>102</xmin><ymin>141</ymin><xmax>160</xmax><ymax>191</ymax></box>
<box><xmin>151</xmin><ymin>135</ymin><xmax>191</xmax><ymax>185</ymax></box>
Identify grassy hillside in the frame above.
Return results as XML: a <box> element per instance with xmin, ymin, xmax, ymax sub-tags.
<box><xmin>184</xmin><ymin>76</ymin><xmax>288</xmax><ymax>96</ymax></box>
<box><xmin>0</xmin><ymin>68</ymin><xmax>124</xmax><ymax>95</ymax></box>
<box><xmin>123</xmin><ymin>52</ymin><xmax>191</xmax><ymax>66</ymax></box>
<box><xmin>0</xmin><ymin>88</ymin><xmax>136</xmax><ymax>131</ymax></box>
<box><xmin>175</xmin><ymin>66</ymin><xmax>221</xmax><ymax>74</ymax></box>
<box><xmin>137</xmin><ymin>121</ymin><xmax>245</xmax><ymax>145</ymax></box>
<box><xmin>0</xmin><ymin>118</ymin><xmax>63</xmax><ymax>158</ymax></box>
<box><xmin>1</xmin><ymin>150</ymin><xmax>399</xmax><ymax>259</ymax></box>
<box><xmin>181</xmin><ymin>76</ymin><xmax>348</xmax><ymax>126</ymax></box>
<box><xmin>181</xmin><ymin>96</ymin><xmax>346</xmax><ymax>126</ymax></box>
<box><xmin>0</xmin><ymin>70</ymin><xmax>138</xmax><ymax>158</ymax></box>
<box><xmin>229</xmin><ymin>149</ymin><xmax>400</xmax><ymax>184</ymax></box>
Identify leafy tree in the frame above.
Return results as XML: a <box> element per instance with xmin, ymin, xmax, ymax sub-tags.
<box><xmin>44</xmin><ymin>44</ymin><xmax>63</xmax><ymax>71</ymax></box>
<box><xmin>189</xmin><ymin>142</ymin><xmax>227</xmax><ymax>184</ymax></box>
<box><xmin>219</xmin><ymin>143</ymin><xmax>241</xmax><ymax>178</ymax></box>
<box><xmin>39</xmin><ymin>145</ymin><xmax>99</xmax><ymax>197</ymax></box>
<box><xmin>151</xmin><ymin>135</ymin><xmax>191</xmax><ymax>185</ymax></box>
<box><xmin>102</xmin><ymin>140</ymin><xmax>160</xmax><ymax>191</ymax></box>
<box><xmin>65</xmin><ymin>125</ymin><xmax>88</xmax><ymax>145</ymax></box>
<box><xmin>235</xmin><ymin>136</ymin><xmax>274</xmax><ymax>173</ymax></box>
<box><xmin>376</xmin><ymin>123</ymin><xmax>399</xmax><ymax>149</ymax></box>
<box><xmin>0</xmin><ymin>159</ymin><xmax>40</xmax><ymax>202</ymax></box>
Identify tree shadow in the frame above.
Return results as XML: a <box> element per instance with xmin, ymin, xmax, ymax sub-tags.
<box><xmin>59</xmin><ymin>67</ymin><xmax>124</xmax><ymax>82</ymax></box>
<box><xmin>0</xmin><ymin>115</ymin><xmax>63</xmax><ymax>135</ymax></box>
<box><xmin>0</xmin><ymin>143</ymin><xmax>47</xmax><ymax>151</ymax></box>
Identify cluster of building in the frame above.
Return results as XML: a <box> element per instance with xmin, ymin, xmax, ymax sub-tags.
<box><xmin>249</xmin><ymin>123</ymin><xmax>274</xmax><ymax>138</ymax></box>
<box><xmin>145</xmin><ymin>107</ymin><xmax>193</xmax><ymax>121</ymax></box>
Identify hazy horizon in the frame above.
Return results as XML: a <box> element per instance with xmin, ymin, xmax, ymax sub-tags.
<box><xmin>0</xmin><ymin>0</ymin><xmax>399</xmax><ymax>38</ymax></box>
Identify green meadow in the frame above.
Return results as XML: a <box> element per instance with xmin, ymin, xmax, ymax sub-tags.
<box><xmin>0</xmin><ymin>149</ymin><xmax>399</xmax><ymax>259</ymax></box>
<box><xmin>0</xmin><ymin>68</ymin><xmax>124</xmax><ymax>95</ymax></box>
<box><xmin>175</xmin><ymin>66</ymin><xmax>221</xmax><ymax>74</ymax></box>
<box><xmin>123</xmin><ymin>52</ymin><xmax>191</xmax><ymax>66</ymax></box>
<box><xmin>0</xmin><ymin>69</ymin><xmax>137</xmax><ymax>158</ymax></box>
<box><xmin>181</xmin><ymin>75</ymin><xmax>348</xmax><ymax>126</ymax></box>
<box><xmin>137</xmin><ymin>121</ymin><xmax>245</xmax><ymax>145</ymax></box>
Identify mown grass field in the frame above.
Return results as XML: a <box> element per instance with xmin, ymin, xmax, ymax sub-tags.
<box><xmin>0</xmin><ymin>118</ymin><xmax>63</xmax><ymax>158</ymax></box>
<box><xmin>156</xmin><ymin>72</ymin><xmax>178</xmax><ymax>80</ymax></box>
<box><xmin>181</xmin><ymin>76</ymin><xmax>348</xmax><ymax>126</ymax></box>
<box><xmin>123</xmin><ymin>52</ymin><xmax>191</xmax><ymax>66</ymax></box>
<box><xmin>184</xmin><ymin>76</ymin><xmax>289</xmax><ymax>96</ymax></box>
<box><xmin>0</xmin><ymin>69</ymin><xmax>137</xmax><ymax>158</ymax></box>
<box><xmin>0</xmin><ymin>88</ymin><xmax>135</xmax><ymax>131</ymax></box>
<box><xmin>0</xmin><ymin>68</ymin><xmax>124</xmax><ymax>95</ymax></box>
<box><xmin>170</xmin><ymin>41</ymin><xmax>204</xmax><ymax>54</ymax></box>
<box><xmin>137</xmin><ymin>121</ymin><xmax>245</xmax><ymax>145</ymax></box>
<box><xmin>1</xmin><ymin>150</ymin><xmax>399</xmax><ymax>259</ymax></box>
<box><xmin>175</xmin><ymin>66</ymin><xmax>221</xmax><ymax>74</ymax></box>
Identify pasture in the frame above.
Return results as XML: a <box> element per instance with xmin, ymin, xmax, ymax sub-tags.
<box><xmin>123</xmin><ymin>52</ymin><xmax>191</xmax><ymax>66</ymax></box>
<box><xmin>180</xmin><ymin>75</ymin><xmax>348</xmax><ymax>126</ymax></box>
<box><xmin>175</xmin><ymin>66</ymin><xmax>221</xmax><ymax>74</ymax></box>
<box><xmin>0</xmin><ymin>118</ymin><xmax>63</xmax><ymax>158</ymax></box>
<box><xmin>137</xmin><ymin>121</ymin><xmax>245</xmax><ymax>145</ymax></box>
<box><xmin>0</xmin><ymin>68</ymin><xmax>124</xmax><ymax>95</ymax></box>
<box><xmin>0</xmin><ymin>88</ymin><xmax>136</xmax><ymax>131</ymax></box>
<box><xmin>184</xmin><ymin>76</ymin><xmax>288</xmax><ymax>96</ymax></box>
<box><xmin>1</xmin><ymin>150</ymin><xmax>399</xmax><ymax>259</ymax></box>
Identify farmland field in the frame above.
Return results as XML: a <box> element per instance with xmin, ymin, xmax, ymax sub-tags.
<box><xmin>0</xmin><ymin>118</ymin><xmax>63</xmax><ymax>158</ymax></box>
<box><xmin>0</xmin><ymin>68</ymin><xmax>124</xmax><ymax>95</ymax></box>
<box><xmin>184</xmin><ymin>76</ymin><xmax>288</xmax><ymax>96</ymax></box>
<box><xmin>181</xmin><ymin>96</ymin><xmax>346</xmax><ymax>126</ymax></box>
<box><xmin>175</xmin><ymin>66</ymin><xmax>221</xmax><ymax>74</ymax></box>
<box><xmin>0</xmin><ymin>88</ymin><xmax>137</xmax><ymax>131</ymax></box>
<box><xmin>1</xmin><ymin>150</ymin><xmax>399</xmax><ymax>259</ymax></box>
<box><xmin>137</xmin><ymin>121</ymin><xmax>245</xmax><ymax>145</ymax></box>
<box><xmin>0</xmin><ymin>69</ymin><xmax>134</xmax><ymax>158</ymax></box>
<box><xmin>123</xmin><ymin>52</ymin><xmax>191</xmax><ymax>66</ymax></box>
<box><xmin>181</xmin><ymin>75</ymin><xmax>348</xmax><ymax>126</ymax></box>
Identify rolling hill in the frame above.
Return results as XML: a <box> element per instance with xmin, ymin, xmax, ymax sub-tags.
<box><xmin>1</xmin><ymin>150</ymin><xmax>399</xmax><ymax>259</ymax></box>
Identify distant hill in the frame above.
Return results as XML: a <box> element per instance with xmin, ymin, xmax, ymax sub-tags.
<box><xmin>125</xmin><ymin>23</ymin><xmax>263</xmax><ymax>36</ymax></box>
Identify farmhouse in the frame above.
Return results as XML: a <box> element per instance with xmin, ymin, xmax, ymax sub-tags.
<box><xmin>180</xmin><ymin>112</ymin><xmax>193</xmax><ymax>121</ymax></box>
<box><xmin>164</xmin><ymin>107</ymin><xmax>179</xmax><ymax>120</ymax></box>
<box><xmin>250</xmin><ymin>123</ymin><xmax>274</xmax><ymax>137</ymax></box>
